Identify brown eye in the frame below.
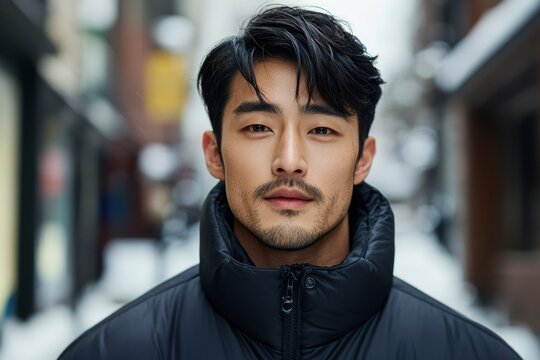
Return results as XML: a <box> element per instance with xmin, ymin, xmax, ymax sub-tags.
<box><xmin>310</xmin><ymin>127</ymin><xmax>334</xmax><ymax>135</ymax></box>
<box><xmin>246</xmin><ymin>124</ymin><xmax>270</xmax><ymax>132</ymax></box>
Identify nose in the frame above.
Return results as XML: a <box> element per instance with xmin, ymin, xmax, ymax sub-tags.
<box><xmin>271</xmin><ymin>129</ymin><xmax>307</xmax><ymax>177</ymax></box>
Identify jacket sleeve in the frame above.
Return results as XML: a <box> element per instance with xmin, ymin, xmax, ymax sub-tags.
<box><xmin>58</xmin><ymin>300</ymin><xmax>162</xmax><ymax>360</ymax></box>
<box><xmin>386</xmin><ymin>279</ymin><xmax>523</xmax><ymax>360</ymax></box>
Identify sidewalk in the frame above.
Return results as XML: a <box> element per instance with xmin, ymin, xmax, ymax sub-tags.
<box><xmin>1</xmin><ymin>219</ymin><xmax>539</xmax><ymax>359</ymax></box>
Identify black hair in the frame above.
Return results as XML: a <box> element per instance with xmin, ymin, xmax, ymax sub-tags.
<box><xmin>197</xmin><ymin>5</ymin><xmax>384</xmax><ymax>152</ymax></box>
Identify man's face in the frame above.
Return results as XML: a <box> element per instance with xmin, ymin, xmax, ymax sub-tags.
<box><xmin>203</xmin><ymin>59</ymin><xmax>374</xmax><ymax>250</ymax></box>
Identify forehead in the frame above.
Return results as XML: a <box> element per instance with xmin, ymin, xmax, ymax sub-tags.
<box><xmin>225</xmin><ymin>59</ymin><xmax>329</xmax><ymax>110</ymax></box>
<box><xmin>223</xmin><ymin>59</ymin><xmax>359</xmax><ymax>126</ymax></box>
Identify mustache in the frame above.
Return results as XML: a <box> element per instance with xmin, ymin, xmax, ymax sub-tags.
<box><xmin>253</xmin><ymin>178</ymin><xmax>323</xmax><ymax>202</ymax></box>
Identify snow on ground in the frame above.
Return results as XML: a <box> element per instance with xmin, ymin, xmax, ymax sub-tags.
<box><xmin>1</xmin><ymin>215</ymin><xmax>539</xmax><ymax>359</ymax></box>
<box><xmin>393</xmin><ymin>204</ymin><xmax>540</xmax><ymax>360</ymax></box>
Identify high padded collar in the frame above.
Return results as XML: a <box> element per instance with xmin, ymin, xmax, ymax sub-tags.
<box><xmin>199</xmin><ymin>181</ymin><xmax>394</xmax><ymax>349</ymax></box>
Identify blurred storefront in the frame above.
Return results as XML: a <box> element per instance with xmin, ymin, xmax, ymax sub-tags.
<box><xmin>419</xmin><ymin>0</ymin><xmax>540</xmax><ymax>334</ymax></box>
<box><xmin>0</xmin><ymin>59</ymin><xmax>21</xmax><ymax>341</ymax></box>
<box><xmin>0</xmin><ymin>0</ymin><xmax>198</xmax><ymax>339</ymax></box>
<box><xmin>0</xmin><ymin>0</ymin><xmax>111</xmax><ymax>322</ymax></box>
<box><xmin>0</xmin><ymin>0</ymin><xmax>56</xmax><ymax>327</ymax></box>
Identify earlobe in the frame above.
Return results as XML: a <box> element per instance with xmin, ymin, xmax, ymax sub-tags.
<box><xmin>202</xmin><ymin>131</ymin><xmax>225</xmax><ymax>180</ymax></box>
<box><xmin>353</xmin><ymin>137</ymin><xmax>376</xmax><ymax>185</ymax></box>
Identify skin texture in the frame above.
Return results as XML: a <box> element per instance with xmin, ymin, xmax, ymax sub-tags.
<box><xmin>203</xmin><ymin>59</ymin><xmax>376</xmax><ymax>268</ymax></box>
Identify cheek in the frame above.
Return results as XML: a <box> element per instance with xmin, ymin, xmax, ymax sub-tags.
<box><xmin>222</xmin><ymin>147</ymin><xmax>265</xmax><ymax>183</ymax></box>
<box><xmin>220</xmin><ymin>141</ymin><xmax>270</xmax><ymax>204</ymax></box>
<box><xmin>311</xmin><ymin>144</ymin><xmax>358</xmax><ymax>186</ymax></box>
<box><xmin>221</xmin><ymin>133</ymin><xmax>274</xmax><ymax>178</ymax></box>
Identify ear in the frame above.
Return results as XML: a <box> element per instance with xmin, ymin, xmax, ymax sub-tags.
<box><xmin>353</xmin><ymin>137</ymin><xmax>376</xmax><ymax>185</ymax></box>
<box><xmin>202</xmin><ymin>131</ymin><xmax>224</xmax><ymax>180</ymax></box>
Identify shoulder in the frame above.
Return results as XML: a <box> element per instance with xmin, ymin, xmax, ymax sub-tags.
<box><xmin>389</xmin><ymin>277</ymin><xmax>498</xmax><ymax>337</ymax></box>
<box><xmin>59</xmin><ymin>265</ymin><xmax>204</xmax><ymax>360</ymax></box>
<box><xmin>379</xmin><ymin>277</ymin><xmax>522</xmax><ymax>359</ymax></box>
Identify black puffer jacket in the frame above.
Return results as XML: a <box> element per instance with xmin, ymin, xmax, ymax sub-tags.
<box><xmin>59</xmin><ymin>182</ymin><xmax>521</xmax><ymax>359</ymax></box>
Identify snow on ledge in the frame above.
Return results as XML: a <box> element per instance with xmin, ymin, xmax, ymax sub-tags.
<box><xmin>434</xmin><ymin>0</ymin><xmax>540</xmax><ymax>93</ymax></box>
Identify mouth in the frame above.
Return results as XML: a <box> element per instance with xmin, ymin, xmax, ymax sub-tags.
<box><xmin>263</xmin><ymin>188</ymin><xmax>313</xmax><ymax>210</ymax></box>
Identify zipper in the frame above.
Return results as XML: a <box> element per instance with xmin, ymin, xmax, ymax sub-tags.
<box><xmin>281</xmin><ymin>265</ymin><xmax>302</xmax><ymax>360</ymax></box>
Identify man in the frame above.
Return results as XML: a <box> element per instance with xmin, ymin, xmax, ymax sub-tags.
<box><xmin>59</xmin><ymin>6</ymin><xmax>521</xmax><ymax>360</ymax></box>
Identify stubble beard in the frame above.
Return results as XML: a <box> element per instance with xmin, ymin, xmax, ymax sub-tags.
<box><xmin>241</xmin><ymin>191</ymin><xmax>345</xmax><ymax>251</ymax></box>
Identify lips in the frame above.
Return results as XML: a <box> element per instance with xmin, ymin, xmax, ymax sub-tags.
<box><xmin>263</xmin><ymin>188</ymin><xmax>313</xmax><ymax>210</ymax></box>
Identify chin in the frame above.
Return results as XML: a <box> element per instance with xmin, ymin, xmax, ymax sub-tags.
<box><xmin>254</xmin><ymin>223</ymin><xmax>321</xmax><ymax>251</ymax></box>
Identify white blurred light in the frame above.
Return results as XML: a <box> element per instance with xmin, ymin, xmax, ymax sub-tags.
<box><xmin>414</xmin><ymin>41</ymin><xmax>449</xmax><ymax>80</ymax></box>
<box><xmin>393</xmin><ymin>78</ymin><xmax>422</xmax><ymax>107</ymax></box>
<box><xmin>86</xmin><ymin>98</ymin><xmax>125</xmax><ymax>139</ymax></box>
<box><xmin>400</xmin><ymin>126</ymin><xmax>438</xmax><ymax>170</ymax></box>
<box><xmin>78</xmin><ymin>0</ymin><xmax>118</xmax><ymax>30</ymax></box>
<box><xmin>101</xmin><ymin>239</ymin><xmax>159</xmax><ymax>302</ymax></box>
<box><xmin>153</xmin><ymin>16</ymin><xmax>195</xmax><ymax>53</ymax></box>
<box><xmin>139</xmin><ymin>143</ymin><xmax>177</xmax><ymax>181</ymax></box>
<box><xmin>81</xmin><ymin>34</ymin><xmax>108</xmax><ymax>94</ymax></box>
<box><xmin>369</xmin><ymin>159</ymin><xmax>421</xmax><ymax>200</ymax></box>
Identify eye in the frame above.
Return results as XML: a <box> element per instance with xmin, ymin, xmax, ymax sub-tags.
<box><xmin>310</xmin><ymin>127</ymin><xmax>335</xmax><ymax>135</ymax></box>
<box><xmin>245</xmin><ymin>124</ymin><xmax>270</xmax><ymax>133</ymax></box>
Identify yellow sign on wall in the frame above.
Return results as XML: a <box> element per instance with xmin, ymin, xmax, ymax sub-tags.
<box><xmin>144</xmin><ymin>51</ymin><xmax>188</xmax><ymax>124</ymax></box>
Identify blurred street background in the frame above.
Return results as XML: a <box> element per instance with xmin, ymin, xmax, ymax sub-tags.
<box><xmin>1</xmin><ymin>0</ymin><xmax>540</xmax><ymax>359</ymax></box>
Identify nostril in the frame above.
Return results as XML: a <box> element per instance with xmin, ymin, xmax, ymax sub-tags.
<box><xmin>272</xmin><ymin>156</ymin><xmax>307</xmax><ymax>176</ymax></box>
<box><xmin>275</xmin><ymin>167</ymin><xmax>303</xmax><ymax>175</ymax></box>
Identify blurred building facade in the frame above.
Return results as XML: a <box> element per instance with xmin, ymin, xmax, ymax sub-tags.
<box><xmin>419</xmin><ymin>0</ymin><xmax>540</xmax><ymax>334</ymax></box>
<box><xmin>0</xmin><ymin>0</ymin><xmax>93</xmax><ymax>327</ymax></box>
<box><xmin>0</xmin><ymin>0</ymin><xmax>196</xmax><ymax>339</ymax></box>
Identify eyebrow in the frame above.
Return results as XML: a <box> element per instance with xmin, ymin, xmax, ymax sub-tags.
<box><xmin>300</xmin><ymin>103</ymin><xmax>348</xmax><ymax>119</ymax></box>
<box><xmin>233</xmin><ymin>101</ymin><xmax>349</xmax><ymax>120</ymax></box>
<box><xmin>233</xmin><ymin>101</ymin><xmax>280</xmax><ymax>115</ymax></box>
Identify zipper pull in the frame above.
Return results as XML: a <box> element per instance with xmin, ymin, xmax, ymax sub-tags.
<box><xmin>281</xmin><ymin>267</ymin><xmax>296</xmax><ymax>314</ymax></box>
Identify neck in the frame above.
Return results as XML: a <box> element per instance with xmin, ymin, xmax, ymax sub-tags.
<box><xmin>233</xmin><ymin>216</ymin><xmax>350</xmax><ymax>268</ymax></box>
